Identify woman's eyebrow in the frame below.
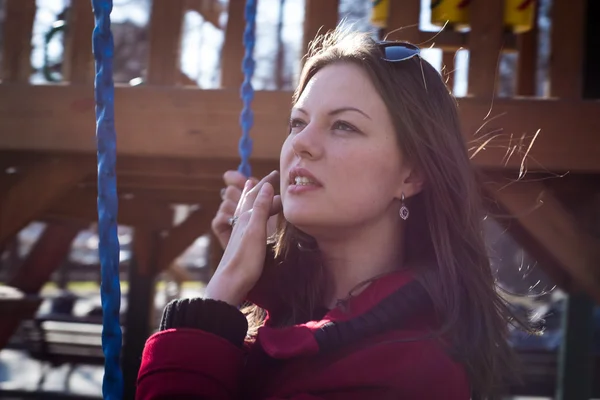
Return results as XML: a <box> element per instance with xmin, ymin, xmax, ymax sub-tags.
<box><xmin>293</xmin><ymin>107</ymin><xmax>371</xmax><ymax>120</ymax></box>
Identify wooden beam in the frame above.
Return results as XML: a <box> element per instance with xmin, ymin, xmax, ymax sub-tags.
<box><xmin>468</xmin><ymin>0</ymin><xmax>504</xmax><ymax>96</ymax></box>
<box><xmin>550</xmin><ymin>0</ymin><xmax>586</xmax><ymax>99</ymax></box>
<box><xmin>0</xmin><ymin>222</ymin><xmax>80</xmax><ymax>351</ymax></box>
<box><xmin>1</xmin><ymin>0</ymin><xmax>36</xmax><ymax>83</ymax></box>
<box><xmin>62</xmin><ymin>0</ymin><xmax>95</xmax><ymax>84</ymax></box>
<box><xmin>220</xmin><ymin>0</ymin><xmax>245</xmax><ymax>88</ymax></box>
<box><xmin>9</xmin><ymin>223</ymin><xmax>81</xmax><ymax>293</ymax></box>
<box><xmin>417</xmin><ymin>30</ymin><xmax>517</xmax><ymax>52</ymax></box>
<box><xmin>385</xmin><ymin>0</ymin><xmax>420</xmax><ymax>43</ymax></box>
<box><xmin>147</xmin><ymin>0</ymin><xmax>186</xmax><ymax>86</ymax></box>
<box><xmin>45</xmin><ymin>188</ymin><xmax>175</xmax><ymax>230</ymax></box>
<box><xmin>303</xmin><ymin>0</ymin><xmax>339</xmax><ymax>58</ymax></box>
<box><xmin>0</xmin><ymin>151</ymin><xmax>277</xmax><ymax>181</ymax></box>
<box><xmin>0</xmin><ymin>156</ymin><xmax>93</xmax><ymax>247</ymax></box>
<box><xmin>156</xmin><ymin>202</ymin><xmax>219</xmax><ymax>273</ymax></box>
<box><xmin>186</xmin><ymin>0</ymin><xmax>223</xmax><ymax>27</ymax></box>
<box><xmin>1</xmin><ymin>86</ymin><xmax>600</xmax><ymax>172</ymax></box>
<box><xmin>484</xmin><ymin>177</ymin><xmax>600</xmax><ymax>301</ymax></box>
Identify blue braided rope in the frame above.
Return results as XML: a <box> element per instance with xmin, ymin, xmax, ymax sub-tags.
<box><xmin>238</xmin><ymin>0</ymin><xmax>258</xmax><ymax>178</ymax></box>
<box><xmin>91</xmin><ymin>1</ymin><xmax>123</xmax><ymax>399</ymax></box>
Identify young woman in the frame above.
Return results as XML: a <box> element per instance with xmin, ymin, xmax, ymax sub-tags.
<box><xmin>137</xmin><ymin>28</ymin><xmax>520</xmax><ymax>400</ymax></box>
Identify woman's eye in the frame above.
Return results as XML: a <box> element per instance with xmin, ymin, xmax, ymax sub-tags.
<box><xmin>332</xmin><ymin>121</ymin><xmax>357</xmax><ymax>132</ymax></box>
<box><xmin>289</xmin><ymin>118</ymin><xmax>306</xmax><ymax>132</ymax></box>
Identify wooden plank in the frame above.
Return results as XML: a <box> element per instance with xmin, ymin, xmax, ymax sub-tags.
<box><xmin>303</xmin><ymin>0</ymin><xmax>339</xmax><ymax>57</ymax></box>
<box><xmin>0</xmin><ymin>86</ymin><xmax>600</xmax><ymax>172</ymax></box>
<box><xmin>220</xmin><ymin>0</ymin><xmax>247</xmax><ymax>88</ymax></box>
<box><xmin>147</xmin><ymin>0</ymin><xmax>186</xmax><ymax>86</ymax></box>
<box><xmin>156</xmin><ymin>201</ymin><xmax>219</xmax><ymax>272</ymax></box>
<box><xmin>550</xmin><ymin>0</ymin><xmax>586</xmax><ymax>99</ymax></box>
<box><xmin>484</xmin><ymin>177</ymin><xmax>600</xmax><ymax>301</ymax></box>
<box><xmin>1</xmin><ymin>0</ymin><xmax>36</xmax><ymax>83</ymax></box>
<box><xmin>468</xmin><ymin>0</ymin><xmax>504</xmax><ymax>96</ymax></box>
<box><xmin>385</xmin><ymin>0</ymin><xmax>420</xmax><ymax>43</ymax></box>
<box><xmin>516</xmin><ymin>1</ymin><xmax>539</xmax><ymax>96</ymax></box>
<box><xmin>45</xmin><ymin>188</ymin><xmax>175</xmax><ymax>230</ymax></box>
<box><xmin>516</xmin><ymin>31</ymin><xmax>537</xmax><ymax>96</ymax></box>
<box><xmin>0</xmin><ymin>156</ymin><xmax>93</xmax><ymax>247</ymax></box>
<box><xmin>62</xmin><ymin>0</ymin><xmax>94</xmax><ymax>84</ymax></box>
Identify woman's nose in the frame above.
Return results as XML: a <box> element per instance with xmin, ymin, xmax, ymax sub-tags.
<box><xmin>291</xmin><ymin>124</ymin><xmax>323</xmax><ymax>160</ymax></box>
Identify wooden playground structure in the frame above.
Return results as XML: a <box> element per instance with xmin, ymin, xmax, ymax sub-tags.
<box><xmin>0</xmin><ymin>0</ymin><xmax>599</xmax><ymax>398</ymax></box>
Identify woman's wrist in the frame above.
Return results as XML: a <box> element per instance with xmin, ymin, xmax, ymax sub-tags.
<box><xmin>204</xmin><ymin>270</ymin><xmax>250</xmax><ymax>307</ymax></box>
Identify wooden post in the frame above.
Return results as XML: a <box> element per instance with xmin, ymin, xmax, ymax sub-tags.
<box><xmin>146</xmin><ymin>0</ymin><xmax>186</xmax><ymax>86</ymax></box>
<box><xmin>583</xmin><ymin>0</ymin><xmax>599</xmax><ymax>99</ymax></box>
<box><xmin>556</xmin><ymin>292</ymin><xmax>595</xmax><ymax>400</ymax></box>
<box><xmin>62</xmin><ymin>0</ymin><xmax>95</xmax><ymax>84</ymax></box>
<box><xmin>549</xmin><ymin>0</ymin><xmax>586</xmax><ymax>99</ymax></box>
<box><xmin>1</xmin><ymin>0</ymin><xmax>36</xmax><ymax>83</ymax></box>
<box><xmin>302</xmin><ymin>0</ymin><xmax>339</xmax><ymax>58</ymax></box>
<box><xmin>516</xmin><ymin>1</ymin><xmax>539</xmax><ymax>96</ymax></box>
<box><xmin>385</xmin><ymin>0</ymin><xmax>420</xmax><ymax>43</ymax></box>
<box><xmin>122</xmin><ymin>229</ymin><xmax>159</xmax><ymax>400</ymax></box>
<box><xmin>220</xmin><ymin>0</ymin><xmax>247</xmax><ymax>88</ymax></box>
<box><xmin>468</xmin><ymin>0</ymin><xmax>504</xmax><ymax>97</ymax></box>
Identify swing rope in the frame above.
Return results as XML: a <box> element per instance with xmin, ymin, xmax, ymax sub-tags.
<box><xmin>91</xmin><ymin>1</ymin><xmax>123</xmax><ymax>399</ymax></box>
<box><xmin>238</xmin><ymin>0</ymin><xmax>258</xmax><ymax>178</ymax></box>
<box><xmin>90</xmin><ymin>1</ymin><xmax>256</xmax><ymax>398</ymax></box>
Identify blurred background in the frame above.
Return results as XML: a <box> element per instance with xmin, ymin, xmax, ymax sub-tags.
<box><xmin>0</xmin><ymin>0</ymin><xmax>598</xmax><ymax>399</ymax></box>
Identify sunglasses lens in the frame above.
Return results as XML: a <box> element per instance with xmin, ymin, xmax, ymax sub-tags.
<box><xmin>383</xmin><ymin>45</ymin><xmax>419</xmax><ymax>61</ymax></box>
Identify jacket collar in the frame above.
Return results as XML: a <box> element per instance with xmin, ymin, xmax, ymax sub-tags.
<box><xmin>256</xmin><ymin>269</ymin><xmax>417</xmax><ymax>359</ymax></box>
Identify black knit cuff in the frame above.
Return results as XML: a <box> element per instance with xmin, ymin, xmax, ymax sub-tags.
<box><xmin>159</xmin><ymin>298</ymin><xmax>248</xmax><ymax>348</ymax></box>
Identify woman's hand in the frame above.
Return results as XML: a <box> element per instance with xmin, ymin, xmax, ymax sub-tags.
<box><xmin>211</xmin><ymin>170</ymin><xmax>249</xmax><ymax>250</ymax></box>
<box><xmin>205</xmin><ymin>171</ymin><xmax>282</xmax><ymax>306</ymax></box>
<box><xmin>211</xmin><ymin>170</ymin><xmax>279</xmax><ymax>250</ymax></box>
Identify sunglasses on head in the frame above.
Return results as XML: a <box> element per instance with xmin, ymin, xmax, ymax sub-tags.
<box><xmin>378</xmin><ymin>41</ymin><xmax>421</xmax><ymax>62</ymax></box>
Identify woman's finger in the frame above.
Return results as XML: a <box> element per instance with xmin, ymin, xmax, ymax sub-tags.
<box><xmin>235</xmin><ymin>179</ymin><xmax>256</xmax><ymax>216</ymax></box>
<box><xmin>222</xmin><ymin>185</ymin><xmax>242</xmax><ymax>204</ymax></box>
<box><xmin>223</xmin><ymin>170</ymin><xmax>248</xmax><ymax>190</ymax></box>
<box><xmin>270</xmin><ymin>194</ymin><xmax>282</xmax><ymax>216</ymax></box>
<box><xmin>248</xmin><ymin>182</ymin><xmax>274</xmax><ymax>229</ymax></box>
<box><xmin>239</xmin><ymin>171</ymin><xmax>279</xmax><ymax>214</ymax></box>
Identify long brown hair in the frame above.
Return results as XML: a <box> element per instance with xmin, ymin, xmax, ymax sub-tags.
<box><xmin>247</xmin><ymin>28</ymin><xmax>523</xmax><ymax>399</ymax></box>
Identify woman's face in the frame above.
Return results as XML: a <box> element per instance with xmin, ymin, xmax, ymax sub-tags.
<box><xmin>280</xmin><ymin>63</ymin><xmax>411</xmax><ymax>235</ymax></box>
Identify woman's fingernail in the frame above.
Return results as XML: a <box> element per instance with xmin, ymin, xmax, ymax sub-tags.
<box><xmin>245</xmin><ymin>180</ymin><xmax>253</xmax><ymax>189</ymax></box>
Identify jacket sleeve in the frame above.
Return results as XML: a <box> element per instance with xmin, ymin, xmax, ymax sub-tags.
<box><xmin>136</xmin><ymin>298</ymin><xmax>249</xmax><ymax>400</ymax></box>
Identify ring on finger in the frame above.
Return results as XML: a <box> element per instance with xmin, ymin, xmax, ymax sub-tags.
<box><xmin>228</xmin><ymin>216</ymin><xmax>239</xmax><ymax>227</ymax></box>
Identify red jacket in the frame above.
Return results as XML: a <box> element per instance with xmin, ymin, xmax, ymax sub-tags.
<box><xmin>137</xmin><ymin>270</ymin><xmax>470</xmax><ymax>399</ymax></box>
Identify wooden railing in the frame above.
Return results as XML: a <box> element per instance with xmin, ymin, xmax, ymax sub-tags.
<box><xmin>0</xmin><ymin>0</ymin><xmax>588</xmax><ymax>98</ymax></box>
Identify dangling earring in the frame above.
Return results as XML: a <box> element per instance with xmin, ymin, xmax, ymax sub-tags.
<box><xmin>399</xmin><ymin>193</ymin><xmax>409</xmax><ymax>220</ymax></box>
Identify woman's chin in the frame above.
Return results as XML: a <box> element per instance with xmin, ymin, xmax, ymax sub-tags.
<box><xmin>283</xmin><ymin>209</ymin><xmax>322</xmax><ymax>231</ymax></box>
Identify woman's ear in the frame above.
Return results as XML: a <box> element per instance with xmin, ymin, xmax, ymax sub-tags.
<box><xmin>396</xmin><ymin>167</ymin><xmax>425</xmax><ymax>199</ymax></box>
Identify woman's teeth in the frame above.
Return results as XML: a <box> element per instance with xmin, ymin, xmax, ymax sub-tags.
<box><xmin>294</xmin><ymin>176</ymin><xmax>315</xmax><ymax>185</ymax></box>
